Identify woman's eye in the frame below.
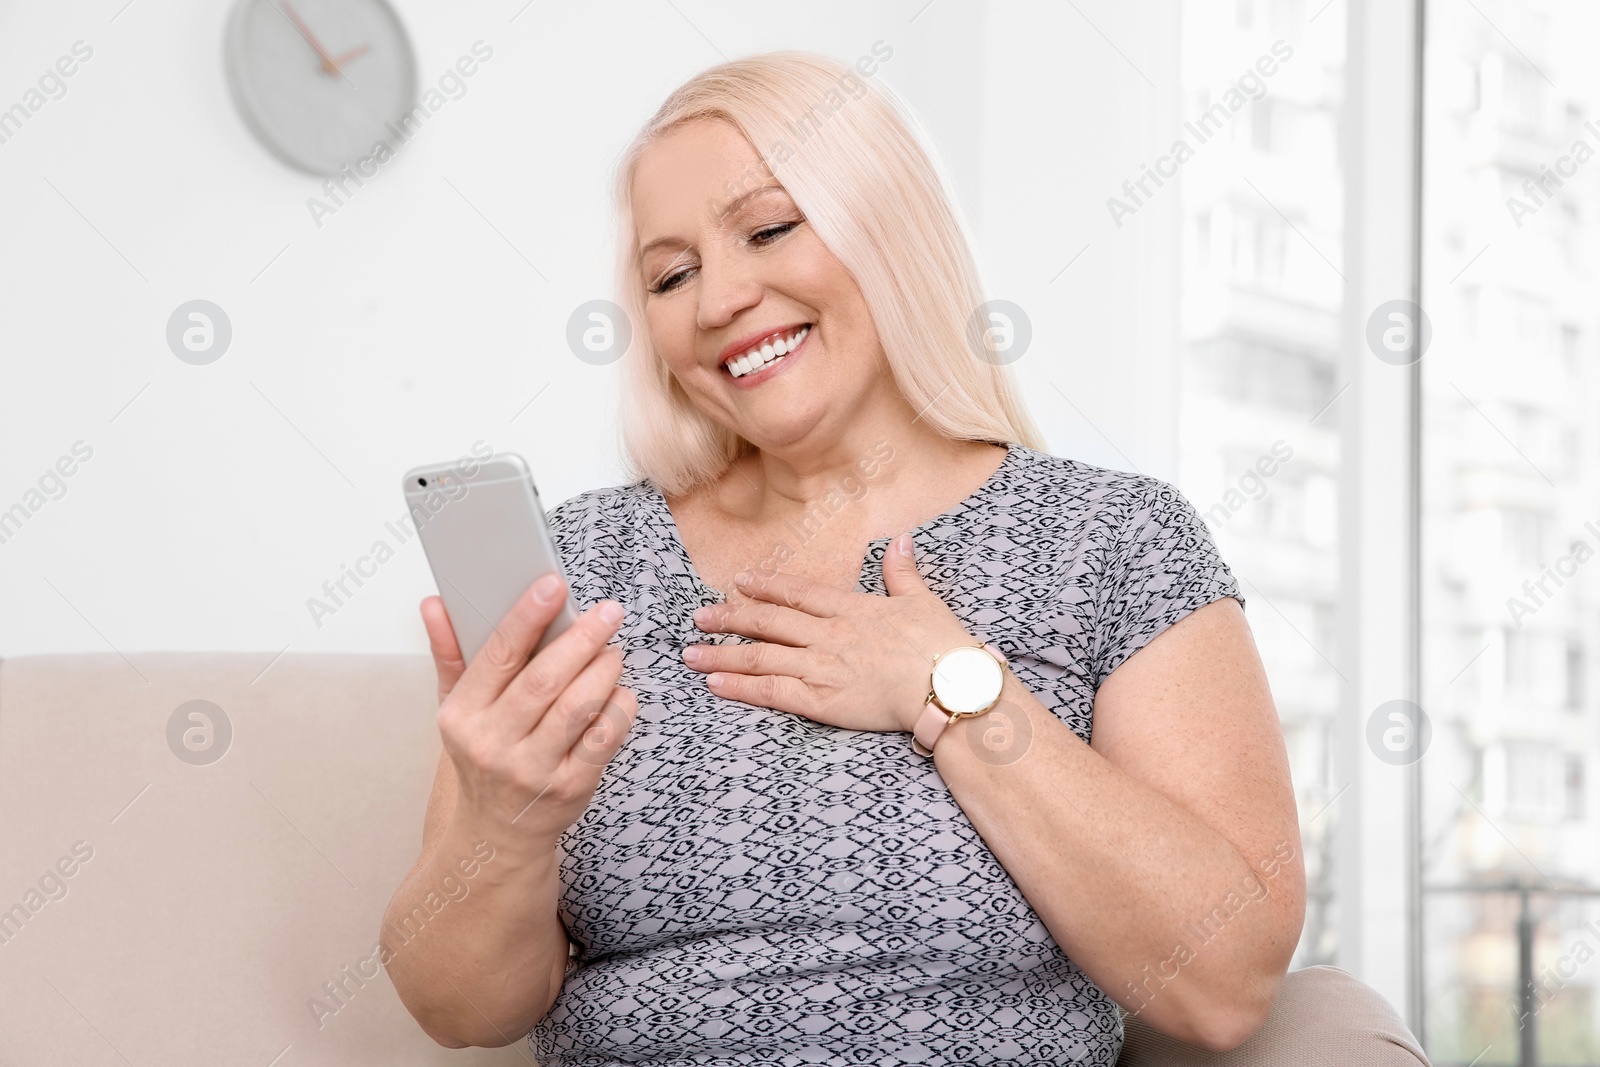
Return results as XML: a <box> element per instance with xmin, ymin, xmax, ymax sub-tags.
<box><xmin>651</xmin><ymin>268</ymin><xmax>690</xmax><ymax>294</ymax></box>
<box><xmin>751</xmin><ymin>221</ymin><xmax>799</xmax><ymax>243</ymax></box>
<box><xmin>647</xmin><ymin>221</ymin><xmax>801</xmax><ymax>295</ymax></box>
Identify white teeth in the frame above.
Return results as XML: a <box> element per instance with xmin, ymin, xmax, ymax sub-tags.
<box><xmin>726</xmin><ymin>326</ymin><xmax>809</xmax><ymax>378</ymax></box>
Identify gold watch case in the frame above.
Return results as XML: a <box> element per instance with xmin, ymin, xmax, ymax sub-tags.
<box><xmin>928</xmin><ymin>644</ymin><xmax>1005</xmax><ymax>719</ymax></box>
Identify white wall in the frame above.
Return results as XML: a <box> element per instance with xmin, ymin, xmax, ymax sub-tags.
<box><xmin>0</xmin><ymin>0</ymin><xmax>1182</xmax><ymax>658</ymax></box>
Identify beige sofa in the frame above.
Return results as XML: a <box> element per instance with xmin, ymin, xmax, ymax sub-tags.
<box><xmin>0</xmin><ymin>653</ymin><xmax>1429</xmax><ymax>1066</ymax></box>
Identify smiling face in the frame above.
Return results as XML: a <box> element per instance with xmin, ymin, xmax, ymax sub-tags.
<box><xmin>631</xmin><ymin>118</ymin><xmax>895</xmax><ymax>456</ymax></box>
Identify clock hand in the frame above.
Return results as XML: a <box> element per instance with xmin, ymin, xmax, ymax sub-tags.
<box><xmin>277</xmin><ymin>0</ymin><xmax>346</xmax><ymax>78</ymax></box>
<box><xmin>331</xmin><ymin>44</ymin><xmax>370</xmax><ymax>67</ymax></box>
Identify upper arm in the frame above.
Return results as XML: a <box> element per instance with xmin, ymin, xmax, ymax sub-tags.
<box><xmin>1082</xmin><ymin>477</ymin><xmax>1304</xmax><ymax>949</ymax></box>
<box><xmin>1090</xmin><ymin>596</ymin><xmax>1304</xmax><ymax>917</ymax></box>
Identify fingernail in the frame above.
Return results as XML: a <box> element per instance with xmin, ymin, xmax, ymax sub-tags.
<box><xmin>683</xmin><ymin>646</ymin><xmax>701</xmax><ymax>664</ymax></box>
<box><xmin>533</xmin><ymin>573</ymin><xmax>562</xmax><ymax>602</ymax></box>
<box><xmin>599</xmin><ymin>601</ymin><xmax>624</xmax><ymax>625</ymax></box>
<box><xmin>897</xmin><ymin>533</ymin><xmax>913</xmax><ymax>555</ymax></box>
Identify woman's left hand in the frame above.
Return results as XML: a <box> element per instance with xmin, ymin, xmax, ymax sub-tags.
<box><xmin>681</xmin><ymin>533</ymin><xmax>985</xmax><ymax>733</ymax></box>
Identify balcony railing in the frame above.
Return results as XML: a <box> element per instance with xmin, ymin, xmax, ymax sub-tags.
<box><xmin>1425</xmin><ymin>880</ymin><xmax>1600</xmax><ymax>1067</ymax></box>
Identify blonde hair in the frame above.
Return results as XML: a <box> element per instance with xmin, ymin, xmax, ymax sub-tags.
<box><xmin>611</xmin><ymin>49</ymin><xmax>1046</xmax><ymax>496</ymax></box>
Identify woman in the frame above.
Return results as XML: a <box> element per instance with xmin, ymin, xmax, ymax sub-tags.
<box><xmin>382</xmin><ymin>51</ymin><xmax>1304</xmax><ymax>1065</ymax></box>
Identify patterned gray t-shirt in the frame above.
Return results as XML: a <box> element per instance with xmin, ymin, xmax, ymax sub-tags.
<box><xmin>530</xmin><ymin>442</ymin><xmax>1243</xmax><ymax>1066</ymax></box>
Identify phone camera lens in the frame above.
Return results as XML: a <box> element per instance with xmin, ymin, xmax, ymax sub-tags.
<box><xmin>417</xmin><ymin>477</ymin><xmax>428</xmax><ymax>487</ymax></box>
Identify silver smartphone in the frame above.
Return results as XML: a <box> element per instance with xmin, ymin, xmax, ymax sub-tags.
<box><xmin>401</xmin><ymin>451</ymin><xmax>580</xmax><ymax>664</ymax></box>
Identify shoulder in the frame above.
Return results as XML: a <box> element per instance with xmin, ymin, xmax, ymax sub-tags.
<box><xmin>1003</xmin><ymin>446</ymin><xmax>1230</xmax><ymax>603</ymax></box>
<box><xmin>543</xmin><ymin>480</ymin><xmax>661</xmax><ymax>607</ymax></box>
<box><xmin>546</xmin><ymin>481</ymin><xmax>638</xmax><ymax>529</ymax></box>
<box><xmin>545</xmin><ymin>479</ymin><xmax>661</xmax><ymax>549</ymax></box>
<box><xmin>1003</xmin><ymin>450</ymin><xmax>1240</xmax><ymax>684</ymax></box>
<box><xmin>1002</xmin><ymin>444</ymin><xmax>1192</xmax><ymax>535</ymax></box>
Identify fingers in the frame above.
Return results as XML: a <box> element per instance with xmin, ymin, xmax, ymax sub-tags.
<box><xmin>696</xmin><ymin>595</ymin><xmax>818</xmax><ymax>649</ymax></box>
<box><xmin>736</xmin><ymin>568</ymin><xmax>851</xmax><ymax>618</ymax></box>
<box><xmin>420</xmin><ymin>596</ymin><xmax>467</xmax><ymax>704</ymax></box>
<box><xmin>563</xmin><ymin>684</ymin><xmax>636</xmax><ymax>767</ymax></box>
<box><xmin>447</xmin><ymin>574</ymin><xmax>580</xmax><ymax>705</ymax></box>
<box><xmin>681</xmin><ymin>637</ymin><xmax>806</xmax><ymax>680</ymax></box>
<box><xmin>521</xmin><ymin>652</ymin><xmax>635</xmax><ymax>765</ymax></box>
<box><xmin>496</xmin><ymin>600</ymin><xmax>626</xmax><ymax>737</ymax></box>
<box><xmin>703</xmin><ymin>670</ymin><xmax>807</xmax><ymax>714</ymax></box>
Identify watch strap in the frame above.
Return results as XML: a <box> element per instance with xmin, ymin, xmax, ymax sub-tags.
<box><xmin>911</xmin><ymin>699</ymin><xmax>950</xmax><ymax>757</ymax></box>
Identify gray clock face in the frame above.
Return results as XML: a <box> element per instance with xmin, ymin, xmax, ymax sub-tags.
<box><xmin>224</xmin><ymin>0</ymin><xmax>418</xmax><ymax>175</ymax></box>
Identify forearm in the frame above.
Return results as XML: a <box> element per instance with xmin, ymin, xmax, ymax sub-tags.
<box><xmin>381</xmin><ymin>818</ymin><xmax>568</xmax><ymax>1048</ymax></box>
<box><xmin>933</xmin><ymin>672</ymin><xmax>1301</xmax><ymax>1049</ymax></box>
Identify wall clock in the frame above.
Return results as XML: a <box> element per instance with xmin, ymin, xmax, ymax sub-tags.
<box><xmin>224</xmin><ymin>0</ymin><xmax>418</xmax><ymax>175</ymax></box>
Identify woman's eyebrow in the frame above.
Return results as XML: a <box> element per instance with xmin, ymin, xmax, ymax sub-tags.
<box><xmin>637</xmin><ymin>183</ymin><xmax>789</xmax><ymax>262</ymax></box>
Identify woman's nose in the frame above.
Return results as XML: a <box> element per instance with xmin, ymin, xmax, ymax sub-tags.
<box><xmin>694</xmin><ymin>253</ymin><xmax>763</xmax><ymax>329</ymax></box>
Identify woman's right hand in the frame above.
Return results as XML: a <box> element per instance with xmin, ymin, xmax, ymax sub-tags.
<box><xmin>419</xmin><ymin>574</ymin><xmax>638</xmax><ymax>854</ymax></box>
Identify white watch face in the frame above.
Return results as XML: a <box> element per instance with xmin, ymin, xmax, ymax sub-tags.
<box><xmin>224</xmin><ymin>0</ymin><xmax>418</xmax><ymax>175</ymax></box>
<box><xmin>931</xmin><ymin>645</ymin><xmax>1003</xmax><ymax>715</ymax></box>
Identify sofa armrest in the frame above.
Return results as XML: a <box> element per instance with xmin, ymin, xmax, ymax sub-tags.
<box><xmin>1117</xmin><ymin>965</ymin><xmax>1431</xmax><ymax>1066</ymax></box>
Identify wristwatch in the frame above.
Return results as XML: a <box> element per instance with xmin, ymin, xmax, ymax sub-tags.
<box><xmin>911</xmin><ymin>642</ymin><xmax>1008</xmax><ymax>756</ymax></box>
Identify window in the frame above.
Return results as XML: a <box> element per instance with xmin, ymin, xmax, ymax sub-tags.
<box><xmin>1503</xmin><ymin>628</ymin><xmax>1536</xmax><ymax>694</ymax></box>
<box><xmin>1567</xmin><ymin>638</ymin><xmax>1585</xmax><ymax>710</ymax></box>
<box><xmin>1568</xmin><ymin>754</ymin><xmax>1587</xmax><ymax>821</ymax></box>
<box><xmin>1252</xmin><ymin>98</ymin><xmax>1275</xmax><ymax>152</ymax></box>
<box><xmin>1256</xmin><ymin>212</ymin><xmax>1286</xmax><ymax>282</ymax></box>
<box><xmin>1484</xmin><ymin>742</ymin><xmax>1578</xmax><ymax>824</ymax></box>
<box><xmin>1422</xmin><ymin>2</ymin><xmax>1600</xmax><ymax>1060</ymax></box>
<box><xmin>1191</xmin><ymin>335</ymin><xmax>1335</xmax><ymax>414</ymax></box>
<box><xmin>1498</xmin><ymin>58</ymin><xmax>1543</xmax><ymax>131</ymax></box>
<box><xmin>1502</xmin><ymin>509</ymin><xmax>1546</xmax><ymax>568</ymax></box>
<box><xmin>1177</xmin><ymin>0</ymin><xmax>1348</xmax><ymax>972</ymax></box>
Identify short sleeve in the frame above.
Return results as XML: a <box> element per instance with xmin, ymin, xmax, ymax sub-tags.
<box><xmin>545</xmin><ymin>495</ymin><xmax>583</xmax><ymax>565</ymax></box>
<box><xmin>1091</xmin><ymin>477</ymin><xmax>1244</xmax><ymax>689</ymax></box>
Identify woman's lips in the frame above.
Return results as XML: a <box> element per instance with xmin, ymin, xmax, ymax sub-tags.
<box><xmin>726</xmin><ymin>328</ymin><xmax>808</xmax><ymax>389</ymax></box>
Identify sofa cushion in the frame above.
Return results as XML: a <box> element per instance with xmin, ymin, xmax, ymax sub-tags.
<box><xmin>0</xmin><ymin>652</ymin><xmax>529</xmax><ymax>1066</ymax></box>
